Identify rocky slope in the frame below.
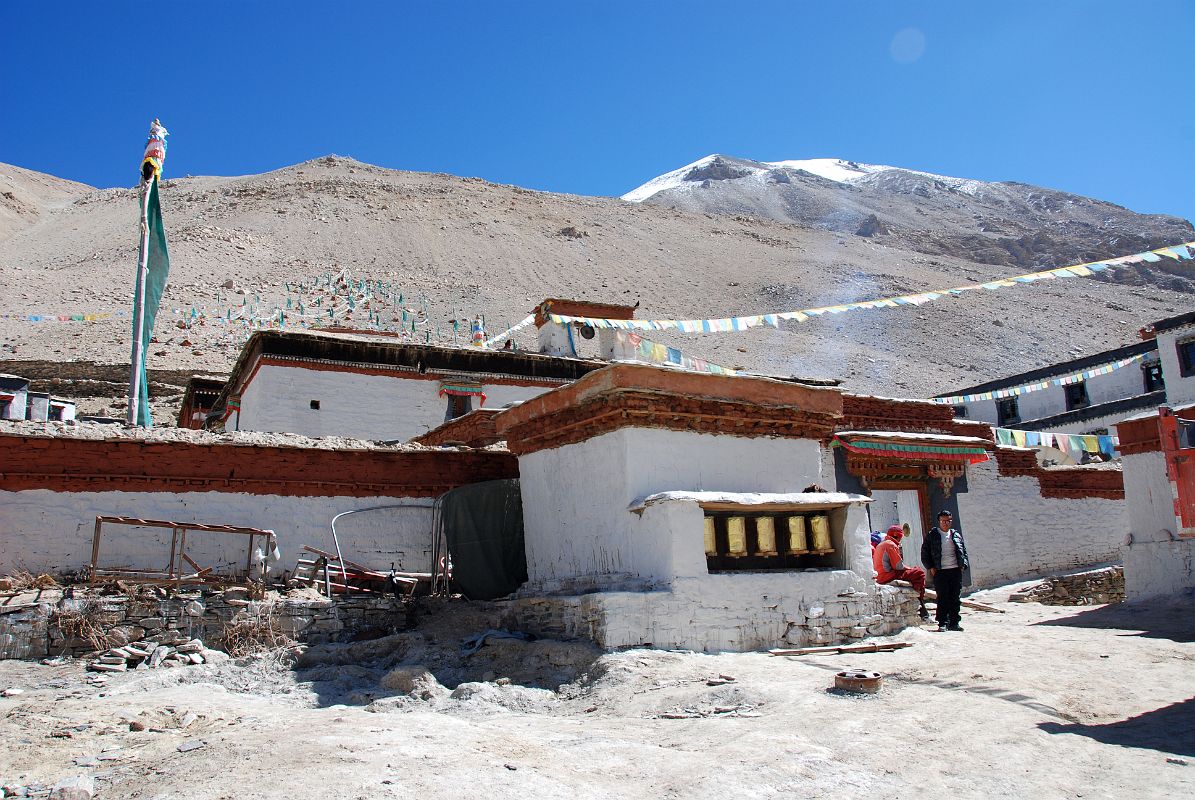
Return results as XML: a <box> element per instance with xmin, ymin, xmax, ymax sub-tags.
<box><xmin>625</xmin><ymin>155</ymin><xmax>1194</xmax><ymax>279</ymax></box>
<box><xmin>0</xmin><ymin>155</ymin><xmax>1191</xmax><ymax>422</ymax></box>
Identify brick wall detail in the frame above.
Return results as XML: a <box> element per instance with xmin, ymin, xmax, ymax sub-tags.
<box><xmin>0</xmin><ymin>433</ymin><xmax>516</xmax><ymax>497</ymax></box>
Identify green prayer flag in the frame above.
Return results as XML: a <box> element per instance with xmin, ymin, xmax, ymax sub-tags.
<box><xmin>129</xmin><ymin>175</ymin><xmax>170</xmax><ymax>427</ymax></box>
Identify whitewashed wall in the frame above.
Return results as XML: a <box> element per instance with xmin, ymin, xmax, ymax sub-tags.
<box><xmin>957</xmin><ymin>361</ymin><xmax>1152</xmax><ymax>425</ymax></box>
<box><xmin>1121</xmin><ymin>450</ymin><xmax>1195</xmax><ymax>600</ymax></box>
<box><xmin>954</xmin><ymin>458</ymin><xmax>1126</xmax><ymax>587</ymax></box>
<box><xmin>237</xmin><ymin>363</ymin><xmax>552</xmax><ymax>441</ymax></box>
<box><xmin>0</xmin><ymin>489</ymin><xmax>435</xmax><ymax>576</ymax></box>
<box><xmin>513</xmin><ymin>428</ymin><xmax>900</xmax><ymax>652</ymax></box>
<box><xmin>1157</xmin><ymin>326</ymin><xmax>1195</xmax><ymax>405</ymax></box>
<box><xmin>1036</xmin><ymin>409</ymin><xmax>1148</xmax><ymax>436</ymax></box>
<box><xmin>0</xmin><ymin>386</ymin><xmax>28</xmax><ymax>420</ymax></box>
<box><xmin>517</xmin><ymin>427</ymin><xmax>824</xmax><ymax>592</ymax></box>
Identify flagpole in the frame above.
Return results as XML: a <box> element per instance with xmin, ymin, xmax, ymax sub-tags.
<box><xmin>128</xmin><ymin>118</ymin><xmax>168</xmax><ymax>427</ymax></box>
<box><xmin>128</xmin><ymin>179</ymin><xmax>151</xmax><ymax>425</ymax></box>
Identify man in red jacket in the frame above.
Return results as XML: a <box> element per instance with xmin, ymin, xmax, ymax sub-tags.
<box><xmin>873</xmin><ymin>525</ymin><xmax>929</xmax><ymax>620</ymax></box>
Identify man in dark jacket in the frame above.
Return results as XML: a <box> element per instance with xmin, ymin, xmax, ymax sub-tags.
<box><xmin>921</xmin><ymin>510</ymin><xmax>971</xmax><ymax>632</ymax></box>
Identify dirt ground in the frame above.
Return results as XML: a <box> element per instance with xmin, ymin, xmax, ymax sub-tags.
<box><xmin>1</xmin><ymin>583</ymin><xmax>1192</xmax><ymax>800</ymax></box>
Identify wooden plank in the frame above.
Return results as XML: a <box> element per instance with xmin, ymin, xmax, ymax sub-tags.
<box><xmin>181</xmin><ymin>553</ymin><xmax>206</xmax><ymax>573</ymax></box>
<box><xmin>768</xmin><ymin>642</ymin><xmax>914</xmax><ymax>657</ymax></box>
<box><xmin>921</xmin><ymin>588</ymin><xmax>1005</xmax><ymax>613</ymax></box>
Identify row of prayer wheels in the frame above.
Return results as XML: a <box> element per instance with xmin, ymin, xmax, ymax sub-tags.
<box><xmin>704</xmin><ymin>514</ymin><xmax>834</xmax><ymax>558</ymax></box>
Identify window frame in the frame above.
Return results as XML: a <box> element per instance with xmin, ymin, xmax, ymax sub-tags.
<box><xmin>1178</xmin><ymin>337</ymin><xmax>1195</xmax><ymax>378</ymax></box>
<box><xmin>1143</xmin><ymin>360</ymin><xmax>1165</xmax><ymax>393</ymax></box>
<box><xmin>1063</xmin><ymin>380</ymin><xmax>1090</xmax><ymax>411</ymax></box>
<box><xmin>996</xmin><ymin>397</ymin><xmax>1020</xmax><ymax>426</ymax></box>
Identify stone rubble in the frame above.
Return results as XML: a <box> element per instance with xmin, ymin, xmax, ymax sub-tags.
<box><xmin>1008</xmin><ymin>566</ymin><xmax>1125</xmax><ymax>606</ymax></box>
<box><xmin>1</xmin><ymin>586</ymin><xmax>411</xmax><ymax>662</ymax></box>
<box><xmin>87</xmin><ymin>638</ymin><xmax>207</xmax><ymax>673</ymax></box>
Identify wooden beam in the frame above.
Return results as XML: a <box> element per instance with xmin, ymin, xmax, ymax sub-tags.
<box><xmin>768</xmin><ymin>642</ymin><xmax>914</xmax><ymax>657</ymax></box>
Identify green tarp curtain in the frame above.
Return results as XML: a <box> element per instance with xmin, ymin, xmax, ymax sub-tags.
<box><xmin>438</xmin><ymin>479</ymin><xmax>526</xmax><ymax>600</ymax></box>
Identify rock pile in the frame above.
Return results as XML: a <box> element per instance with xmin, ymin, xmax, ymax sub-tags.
<box><xmin>87</xmin><ymin>637</ymin><xmax>210</xmax><ymax>673</ymax></box>
<box><xmin>1008</xmin><ymin>566</ymin><xmax>1124</xmax><ymax>606</ymax></box>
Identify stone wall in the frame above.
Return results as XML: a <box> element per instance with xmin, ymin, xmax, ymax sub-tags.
<box><xmin>504</xmin><ymin>583</ymin><xmax>922</xmax><ymax>653</ymax></box>
<box><xmin>0</xmin><ymin>588</ymin><xmax>410</xmax><ymax>661</ymax></box>
<box><xmin>1008</xmin><ymin>566</ymin><xmax>1125</xmax><ymax>605</ymax></box>
<box><xmin>956</xmin><ymin>457</ymin><xmax>1126</xmax><ymax>588</ymax></box>
<box><xmin>0</xmin><ymin>427</ymin><xmax>516</xmax><ymax>574</ymax></box>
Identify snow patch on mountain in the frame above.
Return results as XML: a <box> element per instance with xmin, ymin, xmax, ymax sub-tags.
<box><xmin>621</xmin><ymin>155</ymin><xmax>983</xmax><ymax>202</ymax></box>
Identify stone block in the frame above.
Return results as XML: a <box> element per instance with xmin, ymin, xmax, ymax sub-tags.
<box><xmin>847</xmin><ymin>626</ymin><xmax>868</xmax><ymax>639</ymax></box>
<box><xmin>278</xmin><ymin>616</ymin><xmax>313</xmax><ymax>634</ymax></box>
<box><xmin>309</xmin><ymin>619</ymin><xmax>344</xmax><ymax>633</ymax></box>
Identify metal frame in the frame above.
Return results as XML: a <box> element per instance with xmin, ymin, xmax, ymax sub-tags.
<box><xmin>89</xmin><ymin>515</ymin><xmax>276</xmax><ymax>586</ymax></box>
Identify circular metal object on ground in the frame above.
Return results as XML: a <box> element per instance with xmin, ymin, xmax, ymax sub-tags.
<box><xmin>834</xmin><ymin>670</ymin><xmax>883</xmax><ymax>694</ymax></box>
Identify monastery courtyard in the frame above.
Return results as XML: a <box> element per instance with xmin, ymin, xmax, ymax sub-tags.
<box><xmin>1</xmin><ymin>582</ymin><xmax>1191</xmax><ymax>800</ymax></box>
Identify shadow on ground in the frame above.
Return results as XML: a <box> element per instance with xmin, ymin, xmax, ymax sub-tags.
<box><xmin>1031</xmin><ymin>598</ymin><xmax>1195</xmax><ymax>643</ymax></box>
<box><xmin>288</xmin><ymin>599</ymin><xmax>603</xmax><ymax>708</ymax></box>
<box><xmin>1040</xmin><ymin>697</ymin><xmax>1195</xmax><ymax>757</ymax></box>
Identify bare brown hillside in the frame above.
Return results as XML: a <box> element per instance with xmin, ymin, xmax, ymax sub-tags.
<box><xmin>0</xmin><ymin>155</ymin><xmax>1190</xmax><ymax>421</ymax></box>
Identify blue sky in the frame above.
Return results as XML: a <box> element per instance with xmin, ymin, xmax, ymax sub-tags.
<box><xmin>3</xmin><ymin>1</ymin><xmax>1193</xmax><ymax>224</ymax></box>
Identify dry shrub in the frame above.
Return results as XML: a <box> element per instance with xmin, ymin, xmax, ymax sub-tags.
<box><xmin>50</xmin><ymin>598</ymin><xmax>109</xmax><ymax>651</ymax></box>
<box><xmin>5</xmin><ymin>570</ymin><xmax>60</xmax><ymax>591</ymax></box>
<box><xmin>220</xmin><ymin>603</ymin><xmax>295</xmax><ymax>657</ymax></box>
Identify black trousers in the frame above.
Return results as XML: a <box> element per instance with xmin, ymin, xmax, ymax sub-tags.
<box><xmin>933</xmin><ymin>567</ymin><xmax>963</xmax><ymax>626</ymax></box>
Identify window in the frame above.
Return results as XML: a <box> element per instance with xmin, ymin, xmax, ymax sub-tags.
<box><xmin>0</xmin><ymin>399</ymin><xmax>9</xmax><ymax>419</ymax></box>
<box><xmin>309</xmin><ymin>400</ymin><xmax>321</xmax><ymax>410</ymax></box>
<box><xmin>1143</xmin><ymin>361</ymin><xmax>1165</xmax><ymax>393</ymax></box>
<box><xmin>996</xmin><ymin>397</ymin><xmax>1020</xmax><ymax>426</ymax></box>
<box><xmin>444</xmin><ymin>393</ymin><xmax>473</xmax><ymax>422</ymax></box>
<box><xmin>47</xmin><ymin>404</ymin><xmax>63</xmax><ymax>421</ymax></box>
<box><xmin>1178</xmin><ymin>338</ymin><xmax>1195</xmax><ymax>378</ymax></box>
<box><xmin>951</xmin><ymin>405</ymin><xmax>968</xmax><ymax>419</ymax></box>
<box><xmin>1064</xmin><ymin>381</ymin><xmax>1089</xmax><ymax>411</ymax></box>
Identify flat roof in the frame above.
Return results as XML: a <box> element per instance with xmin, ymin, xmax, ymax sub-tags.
<box><xmin>1140</xmin><ymin>310</ymin><xmax>1195</xmax><ymax>339</ymax></box>
<box><xmin>209</xmin><ymin>328</ymin><xmax>609</xmax><ymax>421</ymax></box>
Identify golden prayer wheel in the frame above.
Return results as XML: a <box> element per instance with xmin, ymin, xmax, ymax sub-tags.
<box><xmin>703</xmin><ymin>516</ymin><xmax>717</xmax><ymax>557</ymax></box>
<box><xmin>755</xmin><ymin>516</ymin><xmax>778</xmax><ymax>556</ymax></box>
<box><xmin>810</xmin><ymin>514</ymin><xmax>833</xmax><ymax>552</ymax></box>
<box><xmin>786</xmin><ymin>515</ymin><xmax>809</xmax><ymax>555</ymax></box>
<box><xmin>726</xmin><ymin>516</ymin><xmax>748</xmax><ymax>557</ymax></box>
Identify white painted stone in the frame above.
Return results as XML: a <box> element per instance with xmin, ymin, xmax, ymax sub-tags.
<box><xmin>517</xmin><ymin>427</ymin><xmax>828</xmax><ymax>591</ymax></box>
<box><xmin>0</xmin><ymin>489</ymin><xmax>435</xmax><ymax>575</ymax></box>
<box><xmin>955</xmin><ymin>352</ymin><xmax>1155</xmax><ymax>426</ymax></box>
<box><xmin>954</xmin><ymin>457</ymin><xmax>1125</xmax><ymax>588</ymax></box>
<box><xmin>236</xmin><ymin>362</ymin><xmax>553</xmax><ymax>441</ymax></box>
<box><xmin>1121</xmin><ymin>449</ymin><xmax>1195</xmax><ymax>600</ymax></box>
<box><xmin>1156</xmin><ymin>324</ymin><xmax>1195</xmax><ymax>405</ymax></box>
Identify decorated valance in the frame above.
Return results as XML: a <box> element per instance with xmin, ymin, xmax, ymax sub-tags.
<box><xmin>439</xmin><ymin>381</ymin><xmax>486</xmax><ymax>405</ymax></box>
<box><xmin>831</xmin><ymin>432</ymin><xmax>990</xmax><ymax>465</ymax></box>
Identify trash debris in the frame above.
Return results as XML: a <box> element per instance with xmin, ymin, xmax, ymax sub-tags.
<box><xmin>834</xmin><ymin>670</ymin><xmax>883</xmax><ymax>694</ymax></box>
<box><xmin>460</xmin><ymin>629</ymin><xmax>533</xmax><ymax>655</ymax></box>
<box><xmin>88</xmin><ymin>639</ymin><xmax>206</xmax><ymax>673</ymax></box>
<box><xmin>177</xmin><ymin>739</ymin><xmax>206</xmax><ymax>753</ymax></box>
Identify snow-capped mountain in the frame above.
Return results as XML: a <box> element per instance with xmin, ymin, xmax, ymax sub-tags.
<box><xmin>622</xmin><ymin>154</ymin><xmax>1192</xmax><ymax>270</ymax></box>
<box><xmin>622</xmin><ymin>156</ymin><xmax>982</xmax><ymax>202</ymax></box>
